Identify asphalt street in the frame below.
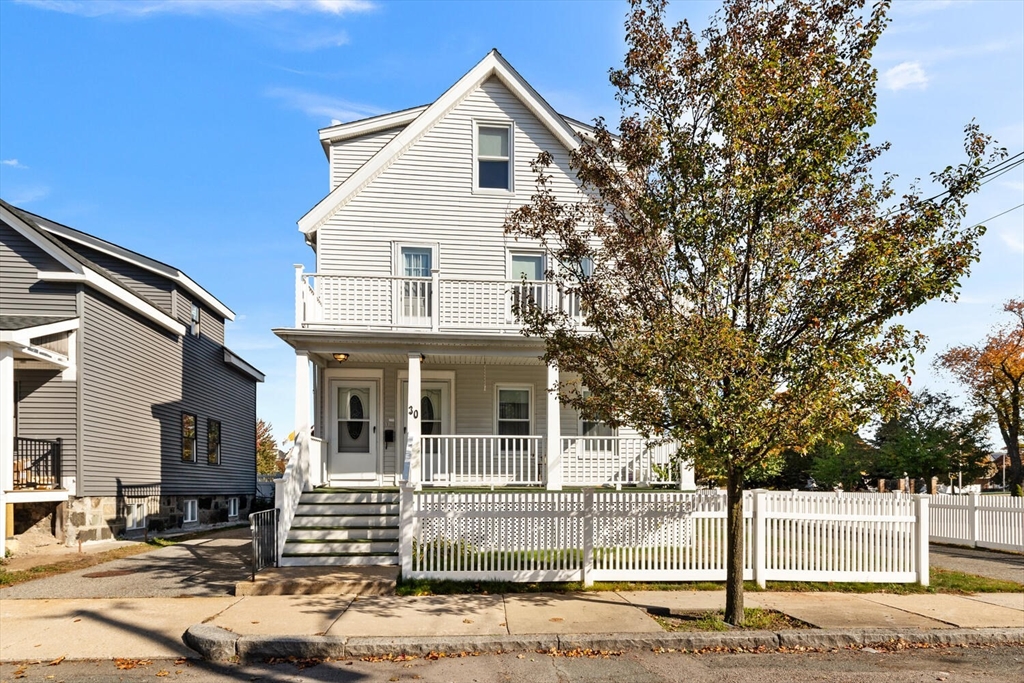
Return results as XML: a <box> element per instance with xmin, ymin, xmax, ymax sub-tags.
<box><xmin>3</xmin><ymin>644</ymin><xmax>1023</xmax><ymax>682</ymax></box>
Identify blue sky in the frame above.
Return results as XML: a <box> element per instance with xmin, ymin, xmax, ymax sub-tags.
<box><xmin>2</xmin><ymin>0</ymin><xmax>1022</xmax><ymax>446</ymax></box>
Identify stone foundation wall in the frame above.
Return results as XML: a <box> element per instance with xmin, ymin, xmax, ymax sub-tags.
<box><xmin>63</xmin><ymin>494</ymin><xmax>254</xmax><ymax>544</ymax></box>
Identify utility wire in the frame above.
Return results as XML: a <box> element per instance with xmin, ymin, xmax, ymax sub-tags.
<box><xmin>964</xmin><ymin>202</ymin><xmax>1024</xmax><ymax>231</ymax></box>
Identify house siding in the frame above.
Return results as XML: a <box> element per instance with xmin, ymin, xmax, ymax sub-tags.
<box><xmin>316</xmin><ymin>77</ymin><xmax>581</xmax><ymax>279</ymax></box>
<box><xmin>80</xmin><ymin>290</ymin><xmax>255</xmax><ymax>497</ymax></box>
<box><xmin>15</xmin><ymin>369</ymin><xmax>78</xmax><ymax>482</ymax></box>
<box><xmin>329</xmin><ymin>127</ymin><xmax>403</xmax><ymax>191</ymax></box>
<box><xmin>0</xmin><ymin>221</ymin><xmax>78</xmax><ymax>317</ymax></box>
<box><xmin>53</xmin><ymin>238</ymin><xmax>175</xmax><ymax>314</ymax></box>
<box><xmin>174</xmin><ymin>288</ymin><xmax>226</xmax><ymax>346</ymax></box>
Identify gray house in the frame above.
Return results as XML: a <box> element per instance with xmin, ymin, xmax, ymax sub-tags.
<box><xmin>0</xmin><ymin>200</ymin><xmax>264</xmax><ymax>555</ymax></box>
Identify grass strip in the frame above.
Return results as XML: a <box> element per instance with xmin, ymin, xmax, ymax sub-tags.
<box><xmin>395</xmin><ymin>567</ymin><xmax>1023</xmax><ymax>596</ymax></box>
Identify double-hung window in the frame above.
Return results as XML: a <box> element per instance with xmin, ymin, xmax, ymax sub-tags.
<box><xmin>477</xmin><ymin>124</ymin><xmax>512</xmax><ymax>191</ymax></box>
<box><xmin>181</xmin><ymin>413</ymin><xmax>197</xmax><ymax>462</ymax></box>
<box><xmin>497</xmin><ymin>387</ymin><xmax>532</xmax><ymax>436</ymax></box>
<box><xmin>207</xmin><ymin>419</ymin><xmax>221</xmax><ymax>465</ymax></box>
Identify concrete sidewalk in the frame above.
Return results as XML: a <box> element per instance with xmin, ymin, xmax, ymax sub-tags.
<box><xmin>2</xmin><ymin>590</ymin><xmax>1022</xmax><ymax>663</ymax></box>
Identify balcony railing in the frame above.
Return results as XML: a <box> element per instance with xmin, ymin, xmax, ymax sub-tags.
<box><xmin>12</xmin><ymin>437</ymin><xmax>62</xmax><ymax>490</ymax></box>
<box><xmin>296</xmin><ymin>268</ymin><xmax>582</xmax><ymax>332</ymax></box>
<box><xmin>421</xmin><ymin>435</ymin><xmax>544</xmax><ymax>486</ymax></box>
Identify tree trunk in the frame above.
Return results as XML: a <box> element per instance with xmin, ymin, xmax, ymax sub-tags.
<box><xmin>724</xmin><ymin>463</ymin><xmax>745</xmax><ymax>626</ymax></box>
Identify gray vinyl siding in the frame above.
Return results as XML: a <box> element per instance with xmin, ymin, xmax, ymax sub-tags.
<box><xmin>317</xmin><ymin>77</ymin><xmax>581</xmax><ymax>278</ymax></box>
<box><xmin>14</xmin><ymin>369</ymin><xmax>78</xmax><ymax>481</ymax></box>
<box><xmin>55</xmin><ymin>238</ymin><xmax>174</xmax><ymax>314</ymax></box>
<box><xmin>80</xmin><ymin>290</ymin><xmax>255</xmax><ymax>497</ymax></box>
<box><xmin>173</xmin><ymin>288</ymin><xmax>225</xmax><ymax>346</ymax></box>
<box><xmin>0</xmin><ymin>221</ymin><xmax>78</xmax><ymax>316</ymax></box>
<box><xmin>329</xmin><ymin>127</ymin><xmax>403</xmax><ymax>191</ymax></box>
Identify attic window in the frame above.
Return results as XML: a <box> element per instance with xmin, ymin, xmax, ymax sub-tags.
<box><xmin>190</xmin><ymin>303</ymin><xmax>200</xmax><ymax>336</ymax></box>
<box><xmin>477</xmin><ymin>124</ymin><xmax>511</xmax><ymax>191</ymax></box>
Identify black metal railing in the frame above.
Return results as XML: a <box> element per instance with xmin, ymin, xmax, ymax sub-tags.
<box><xmin>249</xmin><ymin>507</ymin><xmax>278</xmax><ymax>580</ymax></box>
<box><xmin>12</xmin><ymin>437</ymin><xmax>62</xmax><ymax>490</ymax></box>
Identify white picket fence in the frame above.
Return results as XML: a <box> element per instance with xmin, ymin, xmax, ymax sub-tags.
<box><xmin>398</xmin><ymin>488</ymin><xmax>929</xmax><ymax>586</ymax></box>
<box><xmin>929</xmin><ymin>493</ymin><xmax>1024</xmax><ymax>552</ymax></box>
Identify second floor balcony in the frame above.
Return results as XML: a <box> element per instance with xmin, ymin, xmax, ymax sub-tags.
<box><xmin>295</xmin><ymin>266</ymin><xmax>583</xmax><ymax>333</ymax></box>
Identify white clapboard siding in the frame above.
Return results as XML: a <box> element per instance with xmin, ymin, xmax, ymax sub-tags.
<box><xmin>317</xmin><ymin>77</ymin><xmax>583</xmax><ymax>279</ymax></box>
<box><xmin>329</xmin><ymin>127</ymin><xmax>403</xmax><ymax>191</ymax></box>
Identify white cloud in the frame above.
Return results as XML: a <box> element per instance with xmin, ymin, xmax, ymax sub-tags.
<box><xmin>264</xmin><ymin>87</ymin><xmax>382</xmax><ymax>122</ymax></box>
<box><xmin>15</xmin><ymin>0</ymin><xmax>374</xmax><ymax>18</ymax></box>
<box><xmin>999</xmin><ymin>230</ymin><xmax>1024</xmax><ymax>254</ymax></box>
<box><xmin>881</xmin><ymin>61</ymin><xmax>929</xmax><ymax>91</ymax></box>
<box><xmin>6</xmin><ymin>185</ymin><xmax>50</xmax><ymax>205</ymax></box>
<box><xmin>1</xmin><ymin>159</ymin><xmax>28</xmax><ymax>168</ymax></box>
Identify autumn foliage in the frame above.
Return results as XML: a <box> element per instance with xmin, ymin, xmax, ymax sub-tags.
<box><xmin>938</xmin><ymin>300</ymin><xmax>1024</xmax><ymax>495</ymax></box>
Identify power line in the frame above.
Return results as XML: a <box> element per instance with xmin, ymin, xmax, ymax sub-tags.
<box><xmin>964</xmin><ymin>202</ymin><xmax>1024</xmax><ymax>231</ymax></box>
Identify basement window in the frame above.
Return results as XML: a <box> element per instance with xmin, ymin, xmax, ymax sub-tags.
<box><xmin>183</xmin><ymin>499</ymin><xmax>198</xmax><ymax>524</ymax></box>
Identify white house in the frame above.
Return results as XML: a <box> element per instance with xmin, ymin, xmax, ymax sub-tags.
<box><xmin>272</xmin><ymin>50</ymin><xmax>695</xmax><ymax>566</ymax></box>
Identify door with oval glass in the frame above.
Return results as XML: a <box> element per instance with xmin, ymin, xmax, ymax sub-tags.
<box><xmin>399</xmin><ymin>380</ymin><xmax>451</xmax><ymax>480</ymax></box>
<box><xmin>329</xmin><ymin>380</ymin><xmax>378</xmax><ymax>481</ymax></box>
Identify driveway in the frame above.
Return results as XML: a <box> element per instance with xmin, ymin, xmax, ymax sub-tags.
<box><xmin>930</xmin><ymin>544</ymin><xmax>1024</xmax><ymax>584</ymax></box>
<box><xmin>0</xmin><ymin>527</ymin><xmax>252</xmax><ymax>599</ymax></box>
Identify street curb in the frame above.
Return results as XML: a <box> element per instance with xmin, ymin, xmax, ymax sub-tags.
<box><xmin>183</xmin><ymin>625</ymin><xmax>1024</xmax><ymax>663</ymax></box>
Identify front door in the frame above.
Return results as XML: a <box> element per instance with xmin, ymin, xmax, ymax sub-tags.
<box><xmin>400</xmin><ymin>380</ymin><xmax>451</xmax><ymax>480</ymax></box>
<box><xmin>329</xmin><ymin>380</ymin><xmax>378</xmax><ymax>481</ymax></box>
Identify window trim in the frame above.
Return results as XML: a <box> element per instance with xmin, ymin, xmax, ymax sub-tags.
<box><xmin>507</xmin><ymin>249</ymin><xmax>546</xmax><ymax>281</ymax></box>
<box><xmin>494</xmin><ymin>384</ymin><xmax>533</xmax><ymax>436</ymax></box>
<box><xmin>181</xmin><ymin>412</ymin><xmax>197</xmax><ymax>463</ymax></box>
<box><xmin>473</xmin><ymin>120</ymin><xmax>514</xmax><ymax>194</ymax></box>
<box><xmin>227</xmin><ymin>497</ymin><xmax>239</xmax><ymax>519</ymax></box>
<box><xmin>125</xmin><ymin>502</ymin><xmax>147</xmax><ymax>530</ymax></box>
<box><xmin>183</xmin><ymin>499</ymin><xmax>198</xmax><ymax>524</ymax></box>
<box><xmin>392</xmin><ymin>242</ymin><xmax>439</xmax><ymax>278</ymax></box>
<box><xmin>207</xmin><ymin>418</ymin><xmax>222</xmax><ymax>466</ymax></box>
<box><xmin>189</xmin><ymin>302</ymin><xmax>200</xmax><ymax>337</ymax></box>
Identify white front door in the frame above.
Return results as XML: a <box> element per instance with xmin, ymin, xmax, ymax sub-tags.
<box><xmin>329</xmin><ymin>380</ymin><xmax>378</xmax><ymax>481</ymax></box>
<box><xmin>400</xmin><ymin>380</ymin><xmax>451</xmax><ymax>480</ymax></box>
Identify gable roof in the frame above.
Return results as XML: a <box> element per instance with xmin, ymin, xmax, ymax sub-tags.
<box><xmin>1</xmin><ymin>200</ymin><xmax>187</xmax><ymax>336</ymax></box>
<box><xmin>298</xmin><ymin>49</ymin><xmax>582</xmax><ymax>237</ymax></box>
<box><xmin>3</xmin><ymin>201</ymin><xmax>234</xmax><ymax>321</ymax></box>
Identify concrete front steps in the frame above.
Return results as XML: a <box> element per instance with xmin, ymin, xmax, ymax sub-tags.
<box><xmin>280</xmin><ymin>489</ymin><xmax>400</xmax><ymax>568</ymax></box>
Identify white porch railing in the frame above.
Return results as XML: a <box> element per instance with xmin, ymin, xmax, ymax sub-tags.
<box><xmin>420</xmin><ymin>435</ymin><xmax>544</xmax><ymax>487</ymax></box>
<box><xmin>561</xmin><ymin>437</ymin><xmax>682</xmax><ymax>487</ymax></box>
<box><xmin>297</xmin><ymin>270</ymin><xmax>582</xmax><ymax>331</ymax></box>
<box><xmin>273</xmin><ymin>429</ymin><xmax>313</xmax><ymax>561</ymax></box>
<box><xmin>399</xmin><ymin>489</ymin><xmax>929</xmax><ymax>586</ymax></box>
<box><xmin>929</xmin><ymin>492</ymin><xmax>1024</xmax><ymax>552</ymax></box>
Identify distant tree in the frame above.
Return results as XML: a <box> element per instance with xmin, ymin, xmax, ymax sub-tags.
<box><xmin>505</xmin><ymin>0</ymin><xmax>1002</xmax><ymax>624</ymax></box>
<box><xmin>808</xmin><ymin>433</ymin><xmax>879</xmax><ymax>491</ymax></box>
<box><xmin>256</xmin><ymin>419</ymin><xmax>279</xmax><ymax>475</ymax></box>
<box><xmin>938</xmin><ymin>300</ymin><xmax>1024</xmax><ymax>495</ymax></box>
<box><xmin>874</xmin><ymin>390</ymin><xmax>992</xmax><ymax>487</ymax></box>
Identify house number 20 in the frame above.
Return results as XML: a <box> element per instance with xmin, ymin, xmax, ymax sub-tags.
<box><xmin>408</xmin><ymin>406</ymin><xmax>419</xmax><ymax>419</ymax></box>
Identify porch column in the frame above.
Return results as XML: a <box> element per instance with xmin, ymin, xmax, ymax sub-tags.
<box><xmin>294</xmin><ymin>350</ymin><xmax>313</xmax><ymax>491</ymax></box>
<box><xmin>0</xmin><ymin>346</ymin><xmax>14</xmax><ymax>555</ymax></box>
<box><xmin>545</xmin><ymin>362</ymin><xmax>562</xmax><ymax>491</ymax></box>
<box><xmin>405</xmin><ymin>353</ymin><xmax>422</xmax><ymax>490</ymax></box>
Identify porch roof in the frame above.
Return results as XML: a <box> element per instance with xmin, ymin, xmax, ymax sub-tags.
<box><xmin>273</xmin><ymin>327</ymin><xmax>547</xmax><ymax>362</ymax></box>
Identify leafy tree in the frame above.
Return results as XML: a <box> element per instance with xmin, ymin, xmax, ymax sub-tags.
<box><xmin>505</xmin><ymin>0</ymin><xmax>1002</xmax><ymax>624</ymax></box>
<box><xmin>808</xmin><ymin>433</ymin><xmax>879</xmax><ymax>492</ymax></box>
<box><xmin>874</xmin><ymin>390</ymin><xmax>992</xmax><ymax>487</ymax></box>
<box><xmin>938</xmin><ymin>300</ymin><xmax>1024</xmax><ymax>494</ymax></box>
<box><xmin>256</xmin><ymin>419</ymin><xmax>280</xmax><ymax>475</ymax></box>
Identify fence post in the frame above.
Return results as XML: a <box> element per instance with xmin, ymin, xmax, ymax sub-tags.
<box><xmin>915</xmin><ymin>494</ymin><xmax>930</xmax><ymax>587</ymax></box>
<box><xmin>967</xmin><ymin>492</ymin><xmax>979</xmax><ymax>548</ymax></box>
<box><xmin>752</xmin><ymin>489</ymin><xmax>767</xmax><ymax>589</ymax></box>
<box><xmin>400</xmin><ymin>483</ymin><xmax>415</xmax><ymax>579</ymax></box>
<box><xmin>581</xmin><ymin>488</ymin><xmax>594</xmax><ymax>587</ymax></box>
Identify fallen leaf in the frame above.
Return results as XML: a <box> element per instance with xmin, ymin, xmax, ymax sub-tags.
<box><xmin>549</xmin><ymin>617</ymin><xmax>564</xmax><ymax>623</ymax></box>
<box><xmin>49</xmin><ymin>656</ymin><xmax>65</xmax><ymax>666</ymax></box>
<box><xmin>156</xmin><ymin>671</ymin><xmax>170</xmax><ymax>677</ymax></box>
<box><xmin>72</xmin><ymin>619</ymin><xmax>81</xmax><ymax>623</ymax></box>
<box><xmin>463</xmin><ymin>618</ymin><xmax>474</xmax><ymax>624</ymax></box>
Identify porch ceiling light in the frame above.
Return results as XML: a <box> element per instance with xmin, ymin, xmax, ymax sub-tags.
<box><xmin>332</xmin><ymin>353</ymin><xmax>350</xmax><ymax>362</ymax></box>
